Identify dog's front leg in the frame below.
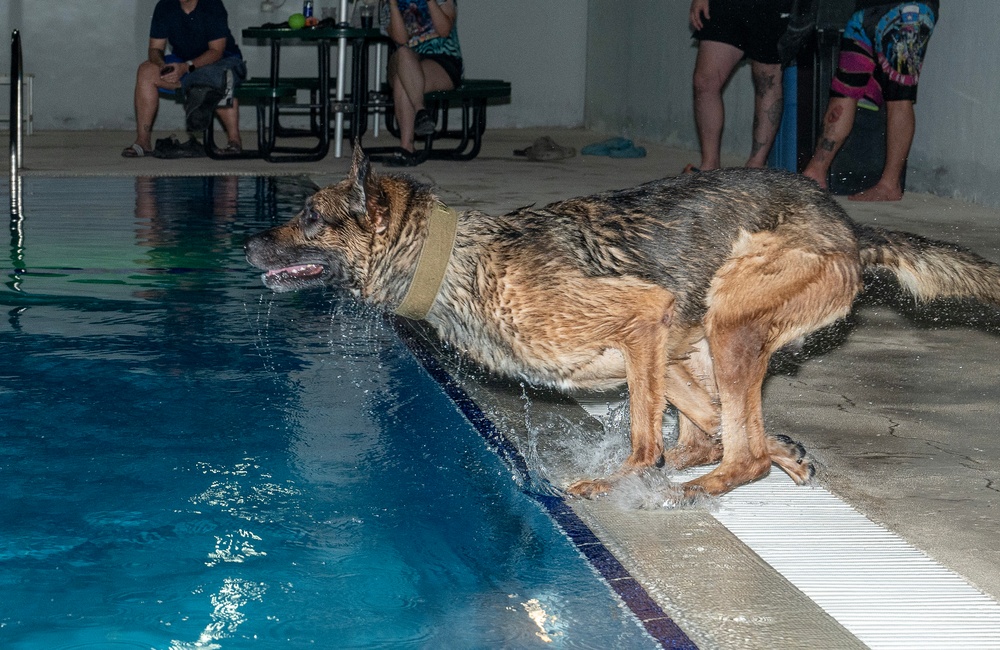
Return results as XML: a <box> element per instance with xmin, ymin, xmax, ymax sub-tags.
<box><xmin>566</xmin><ymin>310</ymin><xmax>672</xmax><ymax>498</ymax></box>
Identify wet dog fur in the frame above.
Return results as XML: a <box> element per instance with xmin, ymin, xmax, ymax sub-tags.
<box><xmin>245</xmin><ymin>146</ymin><xmax>1000</xmax><ymax>499</ymax></box>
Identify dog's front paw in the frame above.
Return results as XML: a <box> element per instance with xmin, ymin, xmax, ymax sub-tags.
<box><xmin>565</xmin><ymin>478</ymin><xmax>613</xmax><ymax>499</ymax></box>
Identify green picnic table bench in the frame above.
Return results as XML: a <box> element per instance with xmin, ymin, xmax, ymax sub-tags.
<box><xmin>367</xmin><ymin>78</ymin><xmax>512</xmax><ymax>163</ymax></box>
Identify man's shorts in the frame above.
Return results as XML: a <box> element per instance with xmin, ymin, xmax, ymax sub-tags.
<box><xmin>831</xmin><ymin>2</ymin><xmax>938</xmax><ymax>105</ymax></box>
<box><xmin>693</xmin><ymin>0</ymin><xmax>793</xmax><ymax>65</ymax></box>
<box><xmin>159</xmin><ymin>54</ymin><xmax>247</xmax><ymax>95</ymax></box>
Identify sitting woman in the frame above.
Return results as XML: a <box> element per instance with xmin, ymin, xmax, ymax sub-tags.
<box><xmin>385</xmin><ymin>0</ymin><xmax>463</xmax><ymax>164</ymax></box>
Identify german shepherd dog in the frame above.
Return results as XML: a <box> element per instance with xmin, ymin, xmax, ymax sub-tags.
<box><xmin>246</xmin><ymin>146</ymin><xmax>1000</xmax><ymax>499</ymax></box>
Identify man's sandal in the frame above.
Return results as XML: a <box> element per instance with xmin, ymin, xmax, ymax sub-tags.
<box><xmin>122</xmin><ymin>143</ymin><xmax>152</xmax><ymax>158</ymax></box>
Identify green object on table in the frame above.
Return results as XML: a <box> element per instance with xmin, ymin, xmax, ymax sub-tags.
<box><xmin>288</xmin><ymin>13</ymin><xmax>306</xmax><ymax>29</ymax></box>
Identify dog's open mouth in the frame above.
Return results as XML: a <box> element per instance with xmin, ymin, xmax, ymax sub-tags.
<box><xmin>261</xmin><ymin>263</ymin><xmax>327</xmax><ymax>292</ymax></box>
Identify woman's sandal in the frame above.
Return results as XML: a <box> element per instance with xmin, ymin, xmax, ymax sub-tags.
<box><xmin>122</xmin><ymin>143</ymin><xmax>153</xmax><ymax>158</ymax></box>
<box><xmin>384</xmin><ymin>149</ymin><xmax>422</xmax><ymax>167</ymax></box>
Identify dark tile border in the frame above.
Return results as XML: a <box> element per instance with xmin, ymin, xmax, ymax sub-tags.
<box><xmin>392</xmin><ymin>318</ymin><xmax>697</xmax><ymax>649</ymax></box>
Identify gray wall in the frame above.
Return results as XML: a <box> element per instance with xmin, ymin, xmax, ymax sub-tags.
<box><xmin>903</xmin><ymin>2</ymin><xmax>1000</xmax><ymax>205</ymax></box>
<box><xmin>585</xmin><ymin>2</ymin><xmax>754</xmax><ymax>158</ymax></box>
<box><xmin>5</xmin><ymin>1</ymin><xmax>1000</xmax><ymax>206</ymax></box>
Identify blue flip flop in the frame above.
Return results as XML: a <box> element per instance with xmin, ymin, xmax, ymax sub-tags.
<box><xmin>608</xmin><ymin>144</ymin><xmax>646</xmax><ymax>158</ymax></box>
<box><xmin>581</xmin><ymin>136</ymin><xmax>633</xmax><ymax>156</ymax></box>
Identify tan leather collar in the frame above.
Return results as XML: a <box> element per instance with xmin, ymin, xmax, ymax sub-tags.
<box><xmin>393</xmin><ymin>203</ymin><xmax>458</xmax><ymax>320</ymax></box>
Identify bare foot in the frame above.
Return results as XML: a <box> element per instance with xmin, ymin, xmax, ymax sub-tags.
<box><xmin>801</xmin><ymin>168</ymin><xmax>828</xmax><ymax>189</ymax></box>
<box><xmin>849</xmin><ymin>183</ymin><xmax>903</xmax><ymax>202</ymax></box>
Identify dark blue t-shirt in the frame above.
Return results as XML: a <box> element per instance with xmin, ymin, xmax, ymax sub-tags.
<box><xmin>149</xmin><ymin>0</ymin><xmax>242</xmax><ymax>61</ymax></box>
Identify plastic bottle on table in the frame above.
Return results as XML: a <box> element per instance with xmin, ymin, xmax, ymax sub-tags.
<box><xmin>303</xmin><ymin>0</ymin><xmax>317</xmax><ymax>25</ymax></box>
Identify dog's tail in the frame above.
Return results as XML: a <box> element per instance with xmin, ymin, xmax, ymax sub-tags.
<box><xmin>856</xmin><ymin>224</ymin><xmax>1000</xmax><ymax>306</ymax></box>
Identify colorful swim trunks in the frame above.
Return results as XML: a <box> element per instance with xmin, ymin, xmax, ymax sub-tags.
<box><xmin>831</xmin><ymin>2</ymin><xmax>938</xmax><ymax>106</ymax></box>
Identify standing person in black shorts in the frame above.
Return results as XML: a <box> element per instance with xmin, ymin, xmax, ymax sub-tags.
<box><xmin>684</xmin><ymin>0</ymin><xmax>793</xmax><ymax>173</ymax></box>
<box><xmin>802</xmin><ymin>1</ymin><xmax>938</xmax><ymax>201</ymax></box>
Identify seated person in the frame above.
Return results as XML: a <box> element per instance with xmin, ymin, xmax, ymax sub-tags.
<box><xmin>385</xmin><ymin>0</ymin><xmax>463</xmax><ymax>164</ymax></box>
<box><xmin>123</xmin><ymin>0</ymin><xmax>246</xmax><ymax>158</ymax></box>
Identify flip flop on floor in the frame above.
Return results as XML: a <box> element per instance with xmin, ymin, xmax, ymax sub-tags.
<box><xmin>218</xmin><ymin>141</ymin><xmax>243</xmax><ymax>156</ymax></box>
<box><xmin>513</xmin><ymin>136</ymin><xmax>576</xmax><ymax>162</ymax></box>
<box><xmin>682</xmin><ymin>164</ymin><xmax>702</xmax><ymax>174</ymax></box>
<box><xmin>121</xmin><ymin>143</ymin><xmax>152</xmax><ymax>158</ymax></box>
<box><xmin>580</xmin><ymin>136</ymin><xmax>633</xmax><ymax>156</ymax></box>
<box><xmin>608</xmin><ymin>143</ymin><xmax>646</xmax><ymax>158</ymax></box>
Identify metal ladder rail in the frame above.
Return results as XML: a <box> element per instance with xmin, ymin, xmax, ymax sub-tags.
<box><xmin>9</xmin><ymin>30</ymin><xmax>23</xmax><ymax>176</ymax></box>
<box><xmin>10</xmin><ymin>29</ymin><xmax>24</xmax><ymax>231</ymax></box>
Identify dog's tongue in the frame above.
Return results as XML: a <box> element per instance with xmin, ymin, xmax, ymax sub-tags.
<box><xmin>266</xmin><ymin>264</ymin><xmax>324</xmax><ymax>280</ymax></box>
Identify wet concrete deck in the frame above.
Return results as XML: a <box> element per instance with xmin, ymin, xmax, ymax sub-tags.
<box><xmin>9</xmin><ymin>127</ymin><xmax>1000</xmax><ymax>648</ymax></box>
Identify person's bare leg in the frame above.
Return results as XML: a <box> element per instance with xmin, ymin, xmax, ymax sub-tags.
<box><xmin>801</xmin><ymin>96</ymin><xmax>859</xmax><ymax>188</ymax></box>
<box><xmin>849</xmin><ymin>99</ymin><xmax>913</xmax><ymax>201</ymax></box>
<box><xmin>745</xmin><ymin>60</ymin><xmax>783</xmax><ymax>168</ymax></box>
<box><xmin>388</xmin><ymin>49</ymin><xmax>420</xmax><ymax>151</ymax></box>
<box><xmin>133</xmin><ymin>61</ymin><xmax>170</xmax><ymax>152</ymax></box>
<box><xmin>690</xmin><ymin>40</ymin><xmax>745</xmax><ymax>171</ymax></box>
<box><xmin>389</xmin><ymin>50</ymin><xmax>453</xmax><ymax>152</ymax></box>
<box><xmin>215</xmin><ymin>98</ymin><xmax>242</xmax><ymax>149</ymax></box>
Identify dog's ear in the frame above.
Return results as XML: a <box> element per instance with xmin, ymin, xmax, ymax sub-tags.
<box><xmin>348</xmin><ymin>143</ymin><xmax>389</xmax><ymax>234</ymax></box>
<box><xmin>349</xmin><ymin>141</ymin><xmax>369</xmax><ymax>184</ymax></box>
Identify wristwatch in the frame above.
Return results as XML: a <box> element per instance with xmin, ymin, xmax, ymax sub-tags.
<box><xmin>186</xmin><ymin>60</ymin><xmax>196</xmax><ymax>71</ymax></box>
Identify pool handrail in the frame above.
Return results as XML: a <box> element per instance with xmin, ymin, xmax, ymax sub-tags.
<box><xmin>9</xmin><ymin>29</ymin><xmax>23</xmax><ymax>218</ymax></box>
<box><xmin>9</xmin><ymin>30</ymin><xmax>23</xmax><ymax>174</ymax></box>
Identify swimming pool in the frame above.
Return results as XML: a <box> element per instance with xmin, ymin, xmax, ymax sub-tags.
<box><xmin>0</xmin><ymin>176</ymin><xmax>670</xmax><ymax>649</ymax></box>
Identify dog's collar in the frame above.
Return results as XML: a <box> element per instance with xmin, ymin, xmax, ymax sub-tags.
<box><xmin>393</xmin><ymin>202</ymin><xmax>459</xmax><ymax>320</ymax></box>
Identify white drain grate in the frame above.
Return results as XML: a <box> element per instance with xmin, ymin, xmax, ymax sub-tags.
<box><xmin>701</xmin><ymin>470</ymin><xmax>1000</xmax><ymax>649</ymax></box>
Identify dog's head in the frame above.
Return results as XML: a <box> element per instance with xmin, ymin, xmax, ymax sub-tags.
<box><xmin>245</xmin><ymin>145</ymin><xmax>393</xmax><ymax>295</ymax></box>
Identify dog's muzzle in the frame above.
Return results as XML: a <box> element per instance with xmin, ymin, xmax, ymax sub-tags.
<box><xmin>245</xmin><ymin>233</ymin><xmax>331</xmax><ymax>293</ymax></box>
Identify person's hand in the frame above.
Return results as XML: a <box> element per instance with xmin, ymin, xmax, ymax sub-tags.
<box><xmin>159</xmin><ymin>64</ymin><xmax>181</xmax><ymax>84</ymax></box>
<box><xmin>690</xmin><ymin>0</ymin><xmax>710</xmax><ymax>31</ymax></box>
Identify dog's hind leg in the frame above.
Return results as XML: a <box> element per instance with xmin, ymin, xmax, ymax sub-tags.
<box><xmin>667</xmin><ymin>413</ymin><xmax>723</xmax><ymax>468</ymax></box>
<box><xmin>682</xmin><ymin>231</ymin><xmax>861</xmax><ymax>498</ymax></box>
<box><xmin>660</xmin><ymin>338</ymin><xmax>806</xmax><ymax>476</ymax></box>
<box><xmin>685</xmin><ymin>321</ymin><xmax>775</xmax><ymax>497</ymax></box>
<box><xmin>661</xmin><ymin>313</ymin><xmax>818</xmax><ymax>480</ymax></box>
<box><xmin>767</xmin><ymin>434</ymin><xmax>814</xmax><ymax>482</ymax></box>
<box><xmin>662</xmin><ymin>337</ymin><xmax>724</xmax><ymax>470</ymax></box>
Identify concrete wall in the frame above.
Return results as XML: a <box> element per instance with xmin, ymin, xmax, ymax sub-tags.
<box><xmin>1</xmin><ymin>0</ymin><xmax>586</xmax><ymax>131</ymax></box>
<box><xmin>903</xmin><ymin>2</ymin><xmax>1000</xmax><ymax>205</ymax></box>
<box><xmin>583</xmin><ymin>0</ymin><xmax>1000</xmax><ymax>208</ymax></box>
<box><xmin>585</xmin><ymin>1</ymin><xmax>757</xmax><ymax>159</ymax></box>
<box><xmin>461</xmin><ymin>1</ymin><xmax>587</xmax><ymax>128</ymax></box>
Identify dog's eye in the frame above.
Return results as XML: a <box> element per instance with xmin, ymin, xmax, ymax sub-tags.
<box><xmin>301</xmin><ymin>208</ymin><xmax>322</xmax><ymax>239</ymax></box>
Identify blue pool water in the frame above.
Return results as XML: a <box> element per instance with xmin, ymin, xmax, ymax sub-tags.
<box><xmin>0</xmin><ymin>177</ymin><xmax>657</xmax><ymax>649</ymax></box>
